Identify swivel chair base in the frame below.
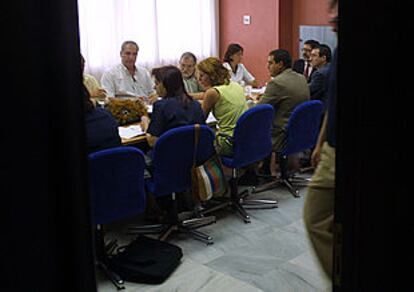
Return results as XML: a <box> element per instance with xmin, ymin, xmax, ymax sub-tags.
<box><xmin>129</xmin><ymin>216</ymin><xmax>216</xmax><ymax>245</ymax></box>
<box><xmin>199</xmin><ymin>197</ymin><xmax>252</xmax><ymax>223</ymax></box>
<box><xmin>238</xmin><ymin>187</ymin><xmax>278</xmax><ymax>208</ymax></box>
<box><xmin>97</xmin><ymin>261</ymin><xmax>125</xmax><ymax>290</ymax></box>
<box><xmin>158</xmin><ymin>216</ymin><xmax>216</xmax><ymax>245</ymax></box>
<box><xmin>254</xmin><ymin>175</ymin><xmax>311</xmax><ymax>198</ymax></box>
<box><xmin>95</xmin><ymin>226</ymin><xmax>125</xmax><ymax>290</ymax></box>
<box><xmin>200</xmin><ymin>170</ymin><xmax>278</xmax><ymax>224</ymax></box>
<box><xmin>129</xmin><ymin>193</ymin><xmax>216</xmax><ymax>245</ymax></box>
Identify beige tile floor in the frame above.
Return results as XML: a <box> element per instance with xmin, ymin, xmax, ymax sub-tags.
<box><xmin>98</xmin><ymin>174</ymin><xmax>331</xmax><ymax>292</ymax></box>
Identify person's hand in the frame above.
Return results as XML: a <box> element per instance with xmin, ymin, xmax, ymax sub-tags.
<box><xmin>141</xmin><ymin>115</ymin><xmax>150</xmax><ymax>132</ymax></box>
<box><xmin>92</xmin><ymin>88</ymin><xmax>107</xmax><ymax>99</ymax></box>
<box><xmin>148</xmin><ymin>93</ymin><xmax>159</xmax><ymax>105</ymax></box>
<box><xmin>137</xmin><ymin>96</ymin><xmax>146</xmax><ymax>103</ymax></box>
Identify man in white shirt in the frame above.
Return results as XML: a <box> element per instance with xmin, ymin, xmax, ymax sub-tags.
<box><xmin>101</xmin><ymin>41</ymin><xmax>156</xmax><ymax>100</ymax></box>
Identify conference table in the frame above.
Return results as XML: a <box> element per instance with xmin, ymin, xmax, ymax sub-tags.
<box><xmin>118</xmin><ymin>105</ymin><xmax>218</xmax><ymax>146</ymax></box>
<box><xmin>94</xmin><ymin>87</ymin><xmax>264</xmax><ymax>146</ymax></box>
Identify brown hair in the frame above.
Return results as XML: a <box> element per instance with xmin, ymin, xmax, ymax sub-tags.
<box><xmin>197</xmin><ymin>57</ymin><xmax>230</xmax><ymax>86</ymax></box>
<box><xmin>151</xmin><ymin>65</ymin><xmax>193</xmax><ymax>107</ymax></box>
<box><xmin>223</xmin><ymin>43</ymin><xmax>243</xmax><ymax>63</ymax></box>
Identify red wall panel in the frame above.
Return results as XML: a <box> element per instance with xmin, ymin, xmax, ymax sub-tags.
<box><xmin>291</xmin><ymin>0</ymin><xmax>332</xmax><ymax>60</ymax></box>
<box><xmin>219</xmin><ymin>0</ymin><xmax>331</xmax><ymax>86</ymax></box>
<box><xmin>219</xmin><ymin>0</ymin><xmax>279</xmax><ymax>87</ymax></box>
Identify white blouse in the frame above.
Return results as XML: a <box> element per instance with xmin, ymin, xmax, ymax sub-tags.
<box><xmin>223</xmin><ymin>62</ymin><xmax>255</xmax><ymax>86</ymax></box>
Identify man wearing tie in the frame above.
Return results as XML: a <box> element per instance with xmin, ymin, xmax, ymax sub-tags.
<box><xmin>292</xmin><ymin>39</ymin><xmax>320</xmax><ymax>81</ymax></box>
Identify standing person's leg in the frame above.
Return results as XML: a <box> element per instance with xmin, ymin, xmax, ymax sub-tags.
<box><xmin>303</xmin><ymin>142</ymin><xmax>335</xmax><ymax>278</ymax></box>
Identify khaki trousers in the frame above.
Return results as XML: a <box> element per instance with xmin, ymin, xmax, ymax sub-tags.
<box><xmin>303</xmin><ymin>142</ymin><xmax>335</xmax><ymax>278</ymax></box>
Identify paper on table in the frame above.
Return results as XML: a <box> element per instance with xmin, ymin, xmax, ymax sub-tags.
<box><xmin>206</xmin><ymin>112</ymin><xmax>217</xmax><ymax>124</ymax></box>
<box><xmin>118</xmin><ymin>124</ymin><xmax>144</xmax><ymax>139</ymax></box>
<box><xmin>251</xmin><ymin>86</ymin><xmax>266</xmax><ymax>95</ymax></box>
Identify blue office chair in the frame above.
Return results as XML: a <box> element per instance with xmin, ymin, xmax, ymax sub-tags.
<box><xmin>254</xmin><ymin>100</ymin><xmax>324</xmax><ymax>197</ymax></box>
<box><xmin>141</xmin><ymin>125</ymin><xmax>217</xmax><ymax>244</ymax></box>
<box><xmin>201</xmin><ymin>104</ymin><xmax>278</xmax><ymax>223</ymax></box>
<box><xmin>89</xmin><ymin>146</ymin><xmax>148</xmax><ymax>290</ymax></box>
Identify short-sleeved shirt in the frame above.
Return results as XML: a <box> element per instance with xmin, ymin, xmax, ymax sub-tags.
<box><xmin>85</xmin><ymin>107</ymin><xmax>122</xmax><ymax>154</ymax></box>
<box><xmin>223</xmin><ymin>62</ymin><xmax>255</xmax><ymax>86</ymax></box>
<box><xmin>147</xmin><ymin>97</ymin><xmax>205</xmax><ymax>137</ymax></box>
<box><xmin>101</xmin><ymin>63</ymin><xmax>155</xmax><ymax>98</ymax></box>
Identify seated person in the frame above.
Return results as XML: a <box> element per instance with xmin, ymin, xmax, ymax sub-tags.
<box><xmin>81</xmin><ymin>54</ymin><xmax>106</xmax><ymax>99</ymax></box>
<box><xmin>100</xmin><ymin>40</ymin><xmax>156</xmax><ymax>101</ymax></box>
<box><xmin>178</xmin><ymin>52</ymin><xmax>204</xmax><ymax>100</ymax></box>
<box><xmin>292</xmin><ymin>39</ymin><xmax>320</xmax><ymax>81</ymax></box>
<box><xmin>140</xmin><ymin>65</ymin><xmax>206</xmax><ymax>220</ymax></box>
<box><xmin>308</xmin><ymin>44</ymin><xmax>332</xmax><ymax>109</ymax></box>
<box><xmin>83</xmin><ymin>84</ymin><xmax>121</xmax><ymax>154</ymax></box>
<box><xmin>223</xmin><ymin>43</ymin><xmax>258</xmax><ymax>88</ymax></box>
<box><xmin>257</xmin><ymin>49</ymin><xmax>310</xmax><ymax>175</ymax></box>
<box><xmin>196</xmin><ymin>57</ymin><xmax>248</xmax><ymax>156</ymax></box>
<box><xmin>141</xmin><ymin>65</ymin><xmax>205</xmax><ymax>148</ymax></box>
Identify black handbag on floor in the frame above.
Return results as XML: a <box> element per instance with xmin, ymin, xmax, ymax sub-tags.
<box><xmin>108</xmin><ymin>235</ymin><xmax>183</xmax><ymax>284</ymax></box>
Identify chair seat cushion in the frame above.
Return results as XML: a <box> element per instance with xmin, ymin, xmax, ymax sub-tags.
<box><xmin>222</xmin><ymin>155</ymin><xmax>267</xmax><ymax>170</ymax></box>
<box><xmin>145</xmin><ymin>178</ymin><xmax>189</xmax><ymax>197</ymax></box>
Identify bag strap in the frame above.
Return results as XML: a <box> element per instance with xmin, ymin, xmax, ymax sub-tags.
<box><xmin>192</xmin><ymin>124</ymin><xmax>200</xmax><ymax>167</ymax></box>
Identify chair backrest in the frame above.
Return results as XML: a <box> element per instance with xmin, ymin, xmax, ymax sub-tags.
<box><xmin>283</xmin><ymin>100</ymin><xmax>324</xmax><ymax>156</ymax></box>
<box><xmin>229</xmin><ymin>104</ymin><xmax>275</xmax><ymax>167</ymax></box>
<box><xmin>149</xmin><ymin>124</ymin><xmax>216</xmax><ymax>197</ymax></box>
<box><xmin>88</xmin><ymin>146</ymin><xmax>146</xmax><ymax>225</ymax></box>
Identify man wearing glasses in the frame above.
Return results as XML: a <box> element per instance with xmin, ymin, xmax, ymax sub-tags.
<box><xmin>292</xmin><ymin>39</ymin><xmax>320</xmax><ymax>81</ymax></box>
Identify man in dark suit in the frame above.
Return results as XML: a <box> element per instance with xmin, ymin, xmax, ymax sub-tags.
<box><xmin>308</xmin><ymin>44</ymin><xmax>332</xmax><ymax>108</ymax></box>
<box><xmin>292</xmin><ymin>39</ymin><xmax>320</xmax><ymax>81</ymax></box>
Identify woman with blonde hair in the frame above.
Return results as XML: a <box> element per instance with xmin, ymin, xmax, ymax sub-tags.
<box><xmin>197</xmin><ymin>57</ymin><xmax>248</xmax><ymax>155</ymax></box>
